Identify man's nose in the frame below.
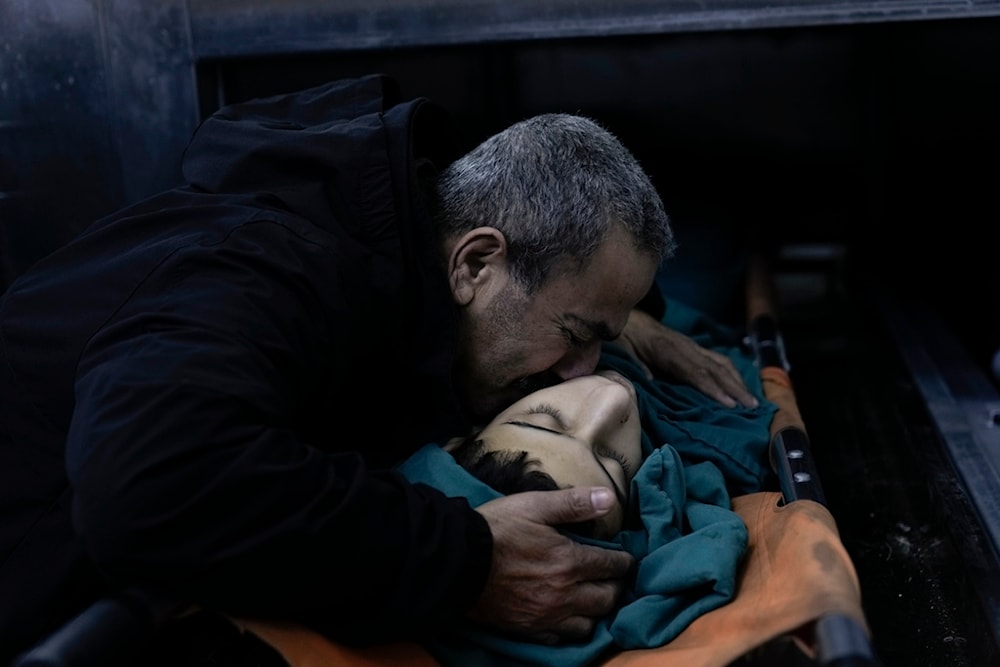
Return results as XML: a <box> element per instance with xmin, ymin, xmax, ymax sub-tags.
<box><xmin>551</xmin><ymin>340</ymin><xmax>602</xmax><ymax>380</ymax></box>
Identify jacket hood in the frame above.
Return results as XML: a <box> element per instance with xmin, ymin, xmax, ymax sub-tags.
<box><xmin>180</xmin><ymin>74</ymin><xmax>461</xmax><ymax>232</ymax></box>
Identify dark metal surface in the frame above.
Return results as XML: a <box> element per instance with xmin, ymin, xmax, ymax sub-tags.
<box><xmin>4</xmin><ymin>1</ymin><xmax>1000</xmax><ymax>293</ymax></box>
<box><xmin>1</xmin><ymin>1</ymin><xmax>117</xmax><ymax>286</ymax></box>
<box><xmin>870</xmin><ymin>283</ymin><xmax>1000</xmax><ymax>644</ymax></box>
<box><xmin>0</xmin><ymin>0</ymin><xmax>196</xmax><ymax>287</ymax></box>
<box><xmin>97</xmin><ymin>1</ymin><xmax>199</xmax><ymax>217</ymax></box>
<box><xmin>187</xmin><ymin>0</ymin><xmax>1000</xmax><ymax>57</ymax></box>
<box><xmin>779</xmin><ymin>261</ymin><xmax>1000</xmax><ymax>666</ymax></box>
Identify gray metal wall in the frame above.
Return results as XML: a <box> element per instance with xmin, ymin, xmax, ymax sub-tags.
<box><xmin>2</xmin><ymin>0</ymin><xmax>999</xmax><ymax>296</ymax></box>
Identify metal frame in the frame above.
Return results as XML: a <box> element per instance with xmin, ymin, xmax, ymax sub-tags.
<box><xmin>872</xmin><ymin>283</ymin><xmax>1000</xmax><ymax>648</ymax></box>
<box><xmin>5</xmin><ymin>1</ymin><xmax>1000</xmax><ymax>288</ymax></box>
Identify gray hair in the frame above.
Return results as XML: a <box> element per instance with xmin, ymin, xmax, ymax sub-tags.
<box><xmin>433</xmin><ymin>113</ymin><xmax>676</xmax><ymax>293</ymax></box>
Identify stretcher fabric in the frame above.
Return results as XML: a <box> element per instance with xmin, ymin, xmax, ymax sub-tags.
<box><xmin>233</xmin><ymin>491</ymin><xmax>868</xmax><ymax>667</ymax></box>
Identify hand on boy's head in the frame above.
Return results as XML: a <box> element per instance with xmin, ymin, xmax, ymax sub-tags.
<box><xmin>468</xmin><ymin>487</ymin><xmax>635</xmax><ymax>643</ymax></box>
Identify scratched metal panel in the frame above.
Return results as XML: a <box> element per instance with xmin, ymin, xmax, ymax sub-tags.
<box><xmin>0</xmin><ymin>0</ymin><xmax>195</xmax><ymax>288</ymax></box>
<box><xmin>186</xmin><ymin>0</ymin><xmax>1000</xmax><ymax>57</ymax></box>
<box><xmin>0</xmin><ymin>1</ymin><xmax>117</xmax><ymax>286</ymax></box>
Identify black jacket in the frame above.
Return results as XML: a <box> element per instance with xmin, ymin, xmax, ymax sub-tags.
<box><xmin>0</xmin><ymin>74</ymin><xmax>492</xmax><ymax>659</ymax></box>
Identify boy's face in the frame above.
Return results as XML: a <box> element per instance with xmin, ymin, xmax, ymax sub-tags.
<box><xmin>462</xmin><ymin>369</ymin><xmax>642</xmax><ymax>540</ymax></box>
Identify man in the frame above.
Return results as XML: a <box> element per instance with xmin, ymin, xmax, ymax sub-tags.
<box><xmin>0</xmin><ymin>73</ymin><xmax>756</xmax><ymax>661</ymax></box>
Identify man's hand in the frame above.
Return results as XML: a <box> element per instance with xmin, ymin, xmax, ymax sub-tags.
<box><xmin>615</xmin><ymin>308</ymin><xmax>759</xmax><ymax>409</ymax></box>
<box><xmin>468</xmin><ymin>487</ymin><xmax>635</xmax><ymax>644</ymax></box>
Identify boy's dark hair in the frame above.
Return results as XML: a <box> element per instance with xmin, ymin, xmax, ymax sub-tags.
<box><xmin>448</xmin><ymin>435</ymin><xmax>597</xmax><ymax>538</ymax></box>
<box><xmin>449</xmin><ymin>436</ymin><xmax>559</xmax><ymax>494</ymax></box>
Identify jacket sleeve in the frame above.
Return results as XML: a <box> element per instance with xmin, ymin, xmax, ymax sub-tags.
<box><xmin>66</xmin><ymin>217</ymin><xmax>492</xmax><ymax>642</ymax></box>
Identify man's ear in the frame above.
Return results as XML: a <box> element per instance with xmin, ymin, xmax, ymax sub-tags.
<box><xmin>446</xmin><ymin>227</ymin><xmax>508</xmax><ymax>306</ymax></box>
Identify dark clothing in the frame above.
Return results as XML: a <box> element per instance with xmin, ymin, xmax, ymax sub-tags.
<box><xmin>0</xmin><ymin>74</ymin><xmax>492</xmax><ymax>660</ymax></box>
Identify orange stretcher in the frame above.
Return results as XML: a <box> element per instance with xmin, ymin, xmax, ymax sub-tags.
<box><xmin>13</xmin><ymin>254</ymin><xmax>881</xmax><ymax>667</ymax></box>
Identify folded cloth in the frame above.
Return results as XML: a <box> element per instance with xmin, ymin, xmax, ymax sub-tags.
<box><xmin>394</xmin><ymin>444</ymin><xmax>746</xmax><ymax>665</ymax></box>
<box><xmin>600</xmin><ymin>296</ymin><xmax>779</xmax><ymax>496</ymax></box>
<box><xmin>603</xmin><ymin>492</ymin><xmax>870</xmax><ymax>666</ymax></box>
<box><xmin>232</xmin><ymin>491</ymin><xmax>869</xmax><ymax>667</ymax></box>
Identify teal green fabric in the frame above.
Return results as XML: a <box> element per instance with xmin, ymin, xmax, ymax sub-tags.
<box><xmin>396</xmin><ymin>299</ymin><xmax>778</xmax><ymax>666</ymax></box>
<box><xmin>600</xmin><ymin>297</ymin><xmax>778</xmax><ymax>497</ymax></box>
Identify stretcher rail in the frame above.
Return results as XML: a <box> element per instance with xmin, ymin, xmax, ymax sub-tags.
<box><xmin>746</xmin><ymin>252</ymin><xmax>879</xmax><ymax>667</ymax></box>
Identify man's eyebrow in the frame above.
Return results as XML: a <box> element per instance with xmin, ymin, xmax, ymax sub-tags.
<box><xmin>504</xmin><ymin>421</ymin><xmax>628</xmax><ymax>507</ymax></box>
<box><xmin>565</xmin><ymin>314</ymin><xmax>617</xmax><ymax>341</ymax></box>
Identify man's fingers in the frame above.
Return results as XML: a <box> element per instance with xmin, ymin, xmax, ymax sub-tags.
<box><xmin>542</xmin><ymin>615</ymin><xmax>595</xmax><ymax>642</ymax></box>
<box><xmin>572</xmin><ymin>574</ymin><xmax>627</xmax><ymax>616</ymax></box>
<box><xmin>695</xmin><ymin>349</ymin><xmax>759</xmax><ymax>409</ymax></box>
<box><xmin>472</xmin><ymin>491</ymin><xmax>637</xmax><ymax>642</ymax></box>
<box><xmin>539</xmin><ymin>579</ymin><xmax>624</xmax><ymax>642</ymax></box>
<box><xmin>521</xmin><ymin>578</ymin><xmax>622</xmax><ymax>644</ymax></box>
<box><xmin>530</xmin><ymin>631</ymin><xmax>561</xmax><ymax>646</ymax></box>
<box><xmin>714</xmin><ymin>364</ymin><xmax>759</xmax><ymax>409</ymax></box>
<box><xmin>723</xmin><ymin>370</ymin><xmax>760</xmax><ymax>408</ymax></box>
<box><xmin>496</xmin><ymin>486</ymin><xmax>618</xmax><ymax>526</ymax></box>
<box><xmin>618</xmin><ymin>307</ymin><xmax>761</xmax><ymax>409</ymax></box>
<box><xmin>572</xmin><ymin>541</ymin><xmax>634</xmax><ymax>581</ymax></box>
